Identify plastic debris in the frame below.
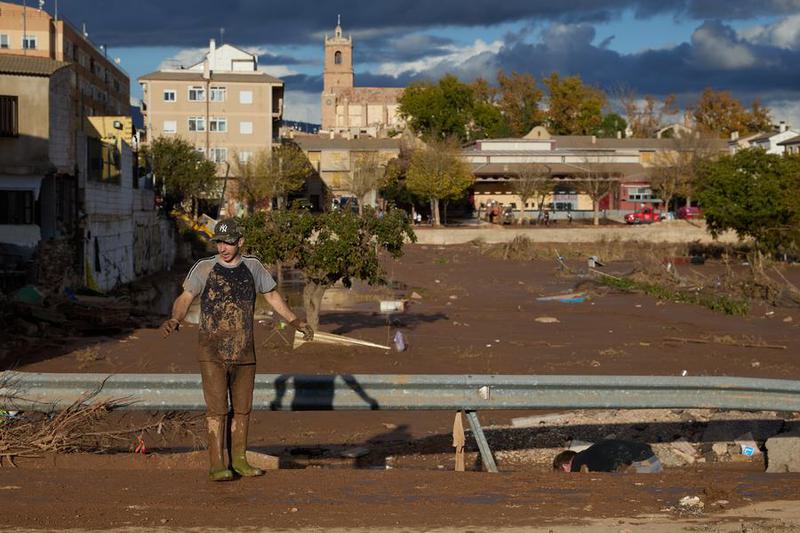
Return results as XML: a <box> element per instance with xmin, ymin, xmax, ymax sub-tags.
<box><xmin>12</xmin><ymin>286</ymin><xmax>44</xmax><ymax>305</ymax></box>
<box><xmin>393</xmin><ymin>330</ymin><xmax>406</xmax><ymax>352</ymax></box>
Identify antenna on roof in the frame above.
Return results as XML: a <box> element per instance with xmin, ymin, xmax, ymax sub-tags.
<box><xmin>220</xmin><ymin>27</ymin><xmax>225</xmax><ymax>45</ymax></box>
<box><xmin>38</xmin><ymin>0</ymin><xmax>44</xmax><ymax>10</ymax></box>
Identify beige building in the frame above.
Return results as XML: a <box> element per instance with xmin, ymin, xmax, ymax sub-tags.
<box><xmin>294</xmin><ymin>136</ymin><xmax>400</xmax><ymax>208</ymax></box>
<box><xmin>139</xmin><ymin>39</ymin><xmax>284</xmax><ymax>213</ymax></box>
<box><xmin>320</xmin><ymin>18</ymin><xmax>403</xmax><ymax>137</ymax></box>
<box><xmin>0</xmin><ymin>1</ymin><xmax>130</xmax><ymax>117</ymax></box>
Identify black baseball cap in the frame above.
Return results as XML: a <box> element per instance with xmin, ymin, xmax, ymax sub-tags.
<box><xmin>211</xmin><ymin>218</ymin><xmax>242</xmax><ymax>243</ymax></box>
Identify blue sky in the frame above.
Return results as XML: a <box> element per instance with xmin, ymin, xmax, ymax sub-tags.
<box><xmin>19</xmin><ymin>0</ymin><xmax>800</xmax><ymax>125</ymax></box>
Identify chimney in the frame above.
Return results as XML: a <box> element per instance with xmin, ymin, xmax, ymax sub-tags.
<box><xmin>731</xmin><ymin>131</ymin><xmax>739</xmax><ymax>141</ymax></box>
<box><xmin>779</xmin><ymin>121</ymin><xmax>787</xmax><ymax>133</ymax></box>
<box><xmin>209</xmin><ymin>38</ymin><xmax>216</xmax><ymax>72</ymax></box>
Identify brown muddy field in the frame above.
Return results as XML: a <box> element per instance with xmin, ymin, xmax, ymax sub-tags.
<box><xmin>2</xmin><ymin>242</ymin><xmax>800</xmax><ymax>531</ymax></box>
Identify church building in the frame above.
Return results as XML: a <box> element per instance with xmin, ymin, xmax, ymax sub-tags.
<box><xmin>320</xmin><ymin>17</ymin><xmax>404</xmax><ymax>138</ymax></box>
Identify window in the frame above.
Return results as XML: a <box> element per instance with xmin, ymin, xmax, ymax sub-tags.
<box><xmin>188</xmin><ymin>86</ymin><xmax>205</xmax><ymax>101</ymax></box>
<box><xmin>209</xmin><ymin>147</ymin><xmax>228</xmax><ymax>163</ymax></box>
<box><xmin>188</xmin><ymin>116</ymin><xmax>206</xmax><ymax>132</ymax></box>
<box><xmin>238</xmin><ymin>151</ymin><xmax>252</xmax><ymax>163</ymax></box>
<box><xmin>334</xmin><ymin>50</ymin><xmax>342</xmax><ymax>64</ymax></box>
<box><xmin>239</xmin><ymin>121</ymin><xmax>252</xmax><ymax>135</ymax></box>
<box><xmin>627</xmin><ymin>187</ymin><xmax>653</xmax><ymax>201</ymax></box>
<box><xmin>209</xmin><ymin>117</ymin><xmax>227</xmax><ymax>132</ymax></box>
<box><xmin>162</xmin><ymin>120</ymin><xmax>177</xmax><ymax>133</ymax></box>
<box><xmin>163</xmin><ymin>90</ymin><xmax>176</xmax><ymax>102</ymax></box>
<box><xmin>0</xmin><ymin>34</ymin><xmax>9</xmax><ymax>49</ymax></box>
<box><xmin>239</xmin><ymin>90</ymin><xmax>253</xmax><ymax>104</ymax></box>
<box><xmin>0</xmin><ymin>96</ymin><xmax>19</xmax><ymax>137</ymax></box>
<box><xmin>0</xmin><ymin>190</ymin><xmax>34</xmax><ymax>224</ymax></box>
<box><xmin>210</xmin><ymin>86</ymin><xmax>226</xmax><ymax>102</ymax></box>
<box><xmin>22</xmin><ymin>35</ymin><xmax>37</xmax><ymax>49</ymax></box>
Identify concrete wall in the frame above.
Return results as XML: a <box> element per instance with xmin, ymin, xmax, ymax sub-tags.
<box><xmin>0</xmin><ymin>73</ymin><xmax>51</xmax><ymax>172</ymax></box>
<box><xmin>80</xmin><ymin>136</ymin><xmax>175</xmax><ymax>291</ymax></box>
<box><xmin>412</xmin><ymin>221</ymin><xmax>741</xmax><ymax>245</ymax></box>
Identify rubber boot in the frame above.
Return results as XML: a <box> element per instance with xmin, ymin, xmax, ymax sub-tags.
<box><xmin>230</xmin><ymin>414</ymin><xmax>264</xmax><ymax>477</ymax></box>
<box><xmin>207</xmin><ymin>416</ymin><xmax>233</xmax><ymax>482</ymax></box>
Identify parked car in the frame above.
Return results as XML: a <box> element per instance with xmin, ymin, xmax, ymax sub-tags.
<box><xmin>677</xmin><ymin>206</ymin><xmax>703</xmax><ymax>220</ymax></box>
<box><xmin>624</xmin><ymin>207</ymin><xmax>662</xmax><ymax>224</ymax></box>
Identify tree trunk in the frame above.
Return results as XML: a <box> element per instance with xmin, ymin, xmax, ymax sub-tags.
<box><xmin>592</xmin><ymin>199</ymin><xmax>600</xmax><ymax>226</ymax></box>
<box><xmin>431</xmin><ymin>198</ymin><xmax>440</xmax><ymax>227</ymax></box>
<box><xmin>302</xmin><ymin>281</ymin><xmax>327</xmax><ymax>332</ymax></box>
<box><xmin>275</xmin><ymin>259</ymin><xmax>284</xmax><ymax>286</ymax></box>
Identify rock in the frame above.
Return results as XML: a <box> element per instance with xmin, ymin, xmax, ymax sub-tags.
<box><xmin>766</xmin><ymin>431</ymin><xmax>800</xmax><ymax>473</ymax></box>
<box><xmin>410</xmin><ymin>291</ymin><xmax>423</xmax><ymax>300</ymax></box>
<box><xmin>245</xmin><ymin>451</ymin><xmax>280</xmax><ymax>470</ymax></box>
<box><xmin>670</xmin><ymin>438</ymin><xmax>699</xmax><ymax>463</ymax></box>
<box><xmin>678</xmin><ymin>495</ymin><xmax>704</xmax><ymax>510</ymax></box>
<box><xmin>711</xmin><ymin>442</ymin><xmax>729</xmax><ymax>457</ymax></box>
<box><xmin>535</xmin><ymin>316</ymin><xmax>560</xmax><ymax>323</ymax></box>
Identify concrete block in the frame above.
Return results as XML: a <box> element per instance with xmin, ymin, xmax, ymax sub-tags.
<box><xmin>766</xmin><ymin>431</ymin><xmax>800</xmax><ymax>473</ymax></box>
<box><xmin>245</xmin><ymin>451</ymin><xmax>280</xmax><ymax>470</ymax></box>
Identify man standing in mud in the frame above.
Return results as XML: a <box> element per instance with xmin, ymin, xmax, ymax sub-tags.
<box><xmin>161</xmin><ymin>218</ymin><xmax>313</xmax><ymax>481</ymax></box>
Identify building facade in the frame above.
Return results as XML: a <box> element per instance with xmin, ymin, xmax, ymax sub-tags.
<box><xmin>0</xmin><ymin>1</ymin><xmax>130</xmax><ymax>117</ymax></box>
<box><xmin>463</xmin><ymin>127</ymin><xmax>728</xmax><ymax>218</ymax></box>
<box><xmin>294</xmin><ymin>135</ymin><xmax>400</xmax><ymax>209</ymax></box>
<box><xmin>139</xmin><ymin>39</ymin><xmax>284</xmax><ymax>215</ymax></box>
<box><xmin>320</xmin><ymin>18</ymin><xmax>403</xmax><ymax>138</ymax></box>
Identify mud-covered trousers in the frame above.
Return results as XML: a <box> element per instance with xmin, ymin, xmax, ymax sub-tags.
<box><xmin>199</xmin><ymin>361</ymin><xmax>256</xmax><ymax>416</ymax></box>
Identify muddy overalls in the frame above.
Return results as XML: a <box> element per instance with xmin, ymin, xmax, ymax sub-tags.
<box><xmin>183</xmin><ymin>255</ymin><xmax>276</xmax><ymax>479</ymax></box>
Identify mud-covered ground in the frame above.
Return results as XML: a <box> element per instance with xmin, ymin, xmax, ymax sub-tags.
<box><xmin>2</xmin><ymin>242</ymin><xmax>800</xmax><ymax>531</ymax></box>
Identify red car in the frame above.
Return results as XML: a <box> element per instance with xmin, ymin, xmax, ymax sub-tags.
<box><xmin>625</xmin><ymin>207</ymin><xmax>662</xmax><ymax>224</ymax></box>
<box><xmin>677</xmin><ymin>206</ymin><xmax>703</xmax><ymax>220</ymax></box>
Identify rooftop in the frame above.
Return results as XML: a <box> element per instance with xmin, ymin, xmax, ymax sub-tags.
<box><xmin>138</xmin><ymin>70</ymin><xmax>283</xmax><ymax>84</ymax></box>
<box><xmin>294</xmin><ymin>136</ymin><xmax>401</xmax><ymax>151</ymax></box>
<box><xmin>0</xmin><ymin>55</ymin><xmax>70</xmax><ymax>76</ymax></box>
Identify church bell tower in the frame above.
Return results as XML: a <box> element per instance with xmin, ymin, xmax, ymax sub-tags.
<box><xmin>323</xmin><ymin>15</ymin><xmax>354</xmax><ymax>92</ymax></box>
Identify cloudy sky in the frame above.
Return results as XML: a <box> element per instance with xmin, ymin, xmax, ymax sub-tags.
<box><xmin>32</xmin><ymin>0</ymin><xmax>800</xmax><ymax>125</ymax></box>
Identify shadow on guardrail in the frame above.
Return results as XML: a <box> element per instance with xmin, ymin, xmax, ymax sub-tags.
<box><xmin>269</xmin><ymin>374</ymin><xmax>380</xmax><ymax>411</ymax></box>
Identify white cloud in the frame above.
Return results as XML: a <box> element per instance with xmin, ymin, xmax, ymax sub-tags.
<box><xmin>739</xmin><ymin>14</ymin><xmax>800</xmax><ymax>49</ymax></box>
<box><xmin>767</xmin><ymin>99</ymin><xmax>800</xmax><ymax>130</ymax></box>
<box><xmin>258</xmin><ymin>65</ymin><xmax>298</xmax><ymax>78</ymax></box>
<box><xmin>283</xmin><ymin>89</ymin><xmax>321</xmax><ymax>124</ymax></box>
<box><xmin>157</xmin><ymin>47</ymin><xmax>207</xmax><ymax>70</ymax></box>
<box><xmin>691</xmin><ymin>22</ymin><xmax>757</xmax><ymax>69</ymax></box>
<box><xmin>376</xmin><ymin>38</ymin><xmax>503</xmax><ymax>77</ymax></box>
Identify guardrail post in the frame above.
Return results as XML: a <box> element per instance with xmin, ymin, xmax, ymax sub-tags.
<box><xmin>465</xmin><ymin>410</ymin><xmax>498</xmax><ymax>473</ymax></box>
<box><xmin>453</xmin><ymin>410</ymin><xmax>465</xmax><ymax>472</ymax></box>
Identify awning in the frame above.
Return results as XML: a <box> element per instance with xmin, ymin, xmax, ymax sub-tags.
<box><xmin>0</xmin><ymin>175</ymin><xmax>44</xmax><ymax>200</ymax></box>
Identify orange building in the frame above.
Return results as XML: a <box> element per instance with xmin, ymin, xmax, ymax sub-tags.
<box><xmin>0</xmin><ymin>1</ymin><xmax>130</xmax><ymax>117</ymax></box>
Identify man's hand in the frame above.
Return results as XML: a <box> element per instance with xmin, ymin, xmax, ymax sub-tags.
<box><xmin>161</xmin><ymin>318</ymin><xmax>181</xmax><ymax>338</ymax></box>
<box><xmin>291</xmin><ymin>319</ymin><xmax>314</xmax><ymax>341</ymax></box>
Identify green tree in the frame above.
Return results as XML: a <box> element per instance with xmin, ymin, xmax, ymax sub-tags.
<box><xmin>398</xmin><ymin>74</ymin><xmax>475</xmax><ymax>141</ymax></box>
<box><xmin>692</xmin><ymin>88</ymin><xmax>773</xmax><ymax>138</ymax></box>
<box><xmin>696</xmin><ymin>149</ymin><xmax>800</xmax><ymax>258</ymax></box>
<box><xmin>234</xmin><ymin>142</ymin><xmax>313</xmax><ymax>213</ymax></box>
<box><xmin>497</xmin><ymin>70</ymin><xmax>544</xmax><ymax>136</ymax></box>
<box><xmin>544</xmin><ymin>73</ymin><xmax>606</xmax><ymax>135</ymax></box>
<box><xmin>594</xmin><ymin>113</ymin><xmax>627</xmax><ymax>138</ymax></box>
<box><xmin>406</xmin><ymin>138</ymin><xmax>474</xmax><ymax>226</ymax></box>
<box><xmin>241</xmin><ymin>207</ymin><xmax>416</xmax><ymax>330</ymax></box>
<box><xmin>146</xmin><ymin>136</ymin><xmax>217</xmax><ymax>218</ymax></box>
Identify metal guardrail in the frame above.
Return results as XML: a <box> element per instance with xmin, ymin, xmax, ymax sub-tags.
<box><xmin>5</xmin><ymin>372</ymin><xmax>799</xmax><ymax>474</ymax></box>
<box><xmin>3</xmin><ymin>372</ymin><xmax>800</xmax><ymax>412</ymax></box>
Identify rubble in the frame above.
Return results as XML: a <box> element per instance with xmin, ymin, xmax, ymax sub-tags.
<box><xmin>765</xmin><ymin>430</ymin><xmax>800</xmax><ymax>473</ymax></box>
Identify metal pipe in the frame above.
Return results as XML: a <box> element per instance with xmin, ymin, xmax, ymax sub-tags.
<box><xmin>3</xmin><ymin>372</ymin><xmax>800</xmax><ymax>413</ymax></box>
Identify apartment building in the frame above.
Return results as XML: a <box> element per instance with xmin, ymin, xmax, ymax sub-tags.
<box><xmin>139</xmin><ymin>39</ymin><xmax>284</xmax><ymax>187</ymax></box>
<box><xmin>0</xmin><ymin>1</ymin><xmax>130</xmax><ymax>117</ymax></box>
